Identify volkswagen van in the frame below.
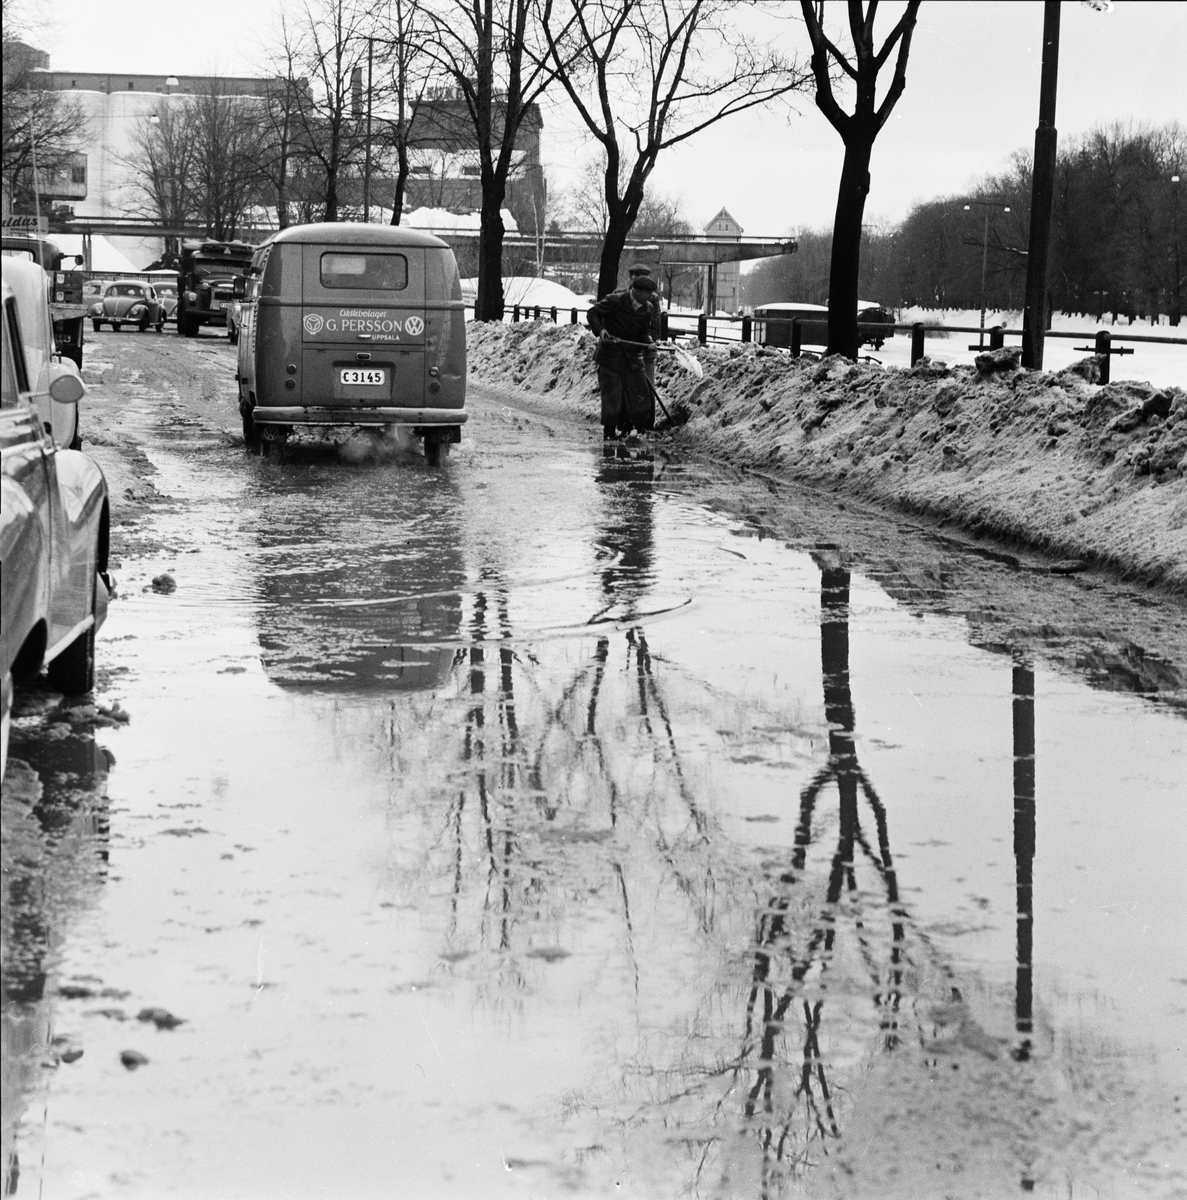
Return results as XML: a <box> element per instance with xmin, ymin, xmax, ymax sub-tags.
<box><xmin>235</xmin><ymin>223</ymin><xmax>467</xmax><ymax>465</ymax></box>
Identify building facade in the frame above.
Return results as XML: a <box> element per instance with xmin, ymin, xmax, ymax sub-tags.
<box><xmin>705</xmin><ymin>207</ymin><xmax>743</xmax><ymax>314</ymax></box>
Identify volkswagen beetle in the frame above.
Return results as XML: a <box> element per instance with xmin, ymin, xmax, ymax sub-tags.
<box><xmin>90</xmin><ymin>279</ymin><xmax>164</xmax><ymax>333</ymax></box>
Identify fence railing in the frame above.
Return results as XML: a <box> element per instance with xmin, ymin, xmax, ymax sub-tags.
<box><xmin>493</xmin><ymin>304</ymin><xmax>1185</xmax><ymax>386</ymax></box>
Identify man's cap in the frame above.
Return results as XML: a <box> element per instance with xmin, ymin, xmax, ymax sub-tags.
<box><xmin>627</xmin><ymin>263</ymin><xmax>653</xmax><ymax>276</ymax></box>
<box><xmin>629</xmin><ymin>275</ymin><xmax>657</xmax><ymax>293</ymax></box>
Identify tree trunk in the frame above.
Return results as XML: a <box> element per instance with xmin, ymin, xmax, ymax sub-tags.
<box><xmin>391</xmin><ymin>141</ymin><xmax>408</xmax><ymax>226</ymax></box>
<box><xmin>476</xmin><ymin>201</ymin><xmax>506</xmax><ymax>321</ymax></box>
<box><xmin>826</xmin><ymin>136</ymin><xmax>873</xmax><ymax>359</ymax></box>
<box><xmin>598</xmin><ymin>209</ymin><xmax>631</xmax><ymax>299</ymax></box>
<box><xmin>390</xmin><ymin>170</ymin><xmax>407</xmax><ymax>226</ymax></box>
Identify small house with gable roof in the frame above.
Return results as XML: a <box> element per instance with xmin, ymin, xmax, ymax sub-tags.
<box><xmin>704</xmin><ymin>207</ymin><xmax>742</xmax><ymax>313</ymax></box>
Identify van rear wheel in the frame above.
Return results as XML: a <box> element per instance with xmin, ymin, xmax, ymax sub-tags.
<box><xmin>425</xmin><ymin>440</ymin><xmax>451</xmax><ymax>467</ymax></box>
<box><xmin>241</xmin><ymin>408</ymin><xmax>261</xmax><ymax>455</ymax></box>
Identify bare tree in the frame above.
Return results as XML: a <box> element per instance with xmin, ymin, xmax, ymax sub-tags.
<box><xmin>278</xmin><ymin>0</ymin><xmax>375</xmax><ymax>222</ymax></box>
<box><xmin>189</xmin><ymin>85</ymin><xmax>271</xmax><ymax>239</ymax></box>
<box><xmin>1</xmin><ymin>18</ymin><xmax>85</xmax><ymax>214</ymax></box>
<box><xmin>541</xmin><ymin>0</ymin><xmax>812</xmax><ymax>298</ymax></box>
<box><xmin>424</xmin><ymin>0</ymin><xmax>572</xmax><ymax>320</ymax></box>
<box><xmin>125</xmin><ymin>105</ymin><xmax>199</xmax><ymax>253</ymax></box>
<box><xmin>257</xmin><ymin>39</ymin><xmax>313</xmax><ymax>231</ymax></box>
<box><xmin>125</xmin><ymin>86</ymin><xmax>269</xmax><ymax>242</ymax></box>
<box><xmin>801</xmin><ymin>0</ymin><xmax>921</xmax><ymax>358</ymax></box>
<box><xmin>373</xmin><ymin>0</ymin><xmax>440</xmax><ymax>224</ymax></box>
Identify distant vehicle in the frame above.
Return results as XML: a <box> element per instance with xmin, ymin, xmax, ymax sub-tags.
<box><xmin>857</xmin><ymin>301</ymin><xmax>895</xmax><ymax>350</ymax></box>
<box><xmin>754</xmin><ymin>300</ymin><xmax>896</xmax><ymax>351</ymax></box>
<box><xmin>176</xmin><ymin>238</ymin><xmax>253</xmax><ymax>338</ymax></box>
<box><xmin>753</xmin><ymin>302</ymin><xmax>829</xmax><ymax>350</ymax></box>
<box><xmin>235</xmin><ymin>222</ymin><xmax>466</xmax><ymax>465</ymax></box>
<box><xmin>1</xmin><ymin>232</ymin><xmax>88</xmax><ymax>368</ymax></box>
<box><xmin>2</xmin><ymin>261</ymin><xmax>111</xmax><ymax>782</ymax></box>
<box><xmin>145</xmin><ymin>272</ymin><xmax>179</xmax><ymax>323</ymax></box>
<box><xmin>225</xmin><ymin>275</ymin><xmax>255</xmax><ymax>346</ymax></box>
<box><xmin>90</xmin><ymin>279</ymin><xmax>165</xmax><ymax>333</ymax></box>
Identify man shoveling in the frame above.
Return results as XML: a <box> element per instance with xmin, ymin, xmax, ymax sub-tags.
<box><xmin>588</xmin><ymin>275</ymin><xmax>659</xmax><ymax>441</ymax></box>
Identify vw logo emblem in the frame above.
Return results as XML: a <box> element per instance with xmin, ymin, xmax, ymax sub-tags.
<box><xmin>404</xmin><ymin>315</ymin><xmax>425</xmax><ymax>337</ymax></box>
<box><xmin>303</xmin><ymin>313</ymin><xmax>324</xmax><ymax>335</ymax></box>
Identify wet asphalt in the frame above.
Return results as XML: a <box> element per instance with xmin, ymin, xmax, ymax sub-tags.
<box><xmin>2</xmin><ymin>330</ymin><xmax>1185</xmax><ymax>1199</ymax></box>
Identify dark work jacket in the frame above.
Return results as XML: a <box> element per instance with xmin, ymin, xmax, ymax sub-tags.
<box><xmin>587</xmin><ymin>291</ymin><xmax>656</xmax><ymax>344</ymax></box>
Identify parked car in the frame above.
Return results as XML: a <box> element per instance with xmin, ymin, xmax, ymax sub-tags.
<box><xmin>4</xmin><ymin>256</ymin><xmax>81</xmax><ymax>449</ymax></box>
<box><xmin>89</xmin><ymin>279</ymin><xmax>165</xmax><ymax>332</ymax></box>
<box><xmin>153</xmin><ymin>280</ymin><xmax>180</xmax><ymax>323</ymax></box>
<box><xmin>2</xmin><ymin>261</ymin><xmax>111</xmax><ymax>782</ymax></box>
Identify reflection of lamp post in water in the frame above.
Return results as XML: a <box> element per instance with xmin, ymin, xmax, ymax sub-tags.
<box><xmin>1011</xmin><ymin>653</ymin><xmax>1035</xmax><ymax>1064</ymax></box>
<box><xmin>963</xmin><ymin>200</ymin><xmax>1011</xmax><ymax>349</ymax></box>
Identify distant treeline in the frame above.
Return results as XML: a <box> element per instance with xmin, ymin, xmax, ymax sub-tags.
<box><xmin>744</xmin><ymin>122</ymin><xmax>1184</xmax><ymax>324</ymax></box>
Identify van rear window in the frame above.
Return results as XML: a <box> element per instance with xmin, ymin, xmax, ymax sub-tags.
<box><xmin>320</xmin><ymin>253</ymin><xmax>408</xmax><ymax>291</ymax></box>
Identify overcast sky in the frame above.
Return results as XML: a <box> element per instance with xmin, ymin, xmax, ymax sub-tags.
<box><xmin>35</xmin><ymin>0</ymin><xmax>1187</xmax><ymax>236</ymax></box>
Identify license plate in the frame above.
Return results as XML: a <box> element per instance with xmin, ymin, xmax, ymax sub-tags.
<box><xmin>340</xmin><ymin>368</ymin><xmax>386</xmax><ymax>386</ymax></box>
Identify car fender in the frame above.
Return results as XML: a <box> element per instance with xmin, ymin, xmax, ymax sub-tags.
<box><xmin>54</xmin><ymin>450</ymin><xmax>108</xmax><ymax>532</ymax></box>
<box><xmin>0</xmin><ymin>476</ymin><xmax>49</xmax><ymax>677</ymax></box>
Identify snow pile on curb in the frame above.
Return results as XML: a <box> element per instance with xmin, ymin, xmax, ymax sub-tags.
<box><xmin>468</xmin><ymin>320</ymin><xmax>1187</xmax><ymax>592</ymax></box>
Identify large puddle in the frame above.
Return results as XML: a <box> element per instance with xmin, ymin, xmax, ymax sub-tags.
<box><xmin>3</xmin><ymin>391</ymin><xmax>1185</xmax><ymax>1199</ymax></box>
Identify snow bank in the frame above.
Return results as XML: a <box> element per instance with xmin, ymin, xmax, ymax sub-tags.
<box><xmin>467</xmin><ymin>321</ymin><xmax>1187</xmax><ymax>592</ymax></box>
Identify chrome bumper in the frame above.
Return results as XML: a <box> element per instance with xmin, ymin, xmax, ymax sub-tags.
<box><xmin>251</xmin><ymin>407</ymin><xmax>468</xmax><ymax>426</ymax></box>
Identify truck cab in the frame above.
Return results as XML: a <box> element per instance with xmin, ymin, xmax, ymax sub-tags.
<box><xmin>176</xmin><ymin>238</ymin><xmax>254</xmax><ymax>338</ymax></box>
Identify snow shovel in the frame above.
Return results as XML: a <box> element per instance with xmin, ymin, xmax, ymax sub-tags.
<box><xmin>605</xmin><ymin>335</ymin><xmax>704</xmax><ymax>379</ymax></box>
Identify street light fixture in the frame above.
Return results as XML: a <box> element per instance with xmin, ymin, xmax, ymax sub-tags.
<box><xmin>964</xmin><ymin>200</ymin><xmax>1011</xmax><ymax>348</ymax></box>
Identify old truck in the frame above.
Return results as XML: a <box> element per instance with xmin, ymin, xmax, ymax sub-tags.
<box><xmin>0</xmin><ymin>232</ymin><xmax>88</xmax><ymax>369</ymax></box>
<box><xmin>176</xmin><ymin>238</ymin><xmax>254</xmax><ymax>338</ymax></box>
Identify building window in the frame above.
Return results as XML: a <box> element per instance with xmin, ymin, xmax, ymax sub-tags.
<box><xmin>71</xmin><ymin>163</ymin><xmax>87</xmax><ymax>185</ymax></box>
<box><xmin>461</xmin><ymin>166</ymin><xmax>480</xmax><ymax>177</ymax></box>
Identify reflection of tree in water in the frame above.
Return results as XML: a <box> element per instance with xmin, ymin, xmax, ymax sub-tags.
<box><xmin>2</xmin><ymin>704</ymin><xmax>112</xmax><ymax>1197</ymax></box>
<box><xmin>712</xmin><ymin>560</ymin><xmax>958</xmax><ymax>1197</ymax></box>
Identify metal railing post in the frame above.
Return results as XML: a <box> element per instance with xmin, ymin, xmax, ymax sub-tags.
<box><xmin>533</xmin><ymin>305</ymin><xmax>541</xmax><ymax>321</ymax></box>
<box><xmin>791</xmin><ymin>318</ymin><xmax>801</xmax><ymax>358</ymax></box>
<box><xmin>990</xmin><ymin>325</ymin><xmax>1005</xmax><ymax>350</ymax></box>
<box><xmin>911</xmin><ymin>323</ymin><xmax>926</xmax><ymax>365</ymax></box>
<box><xmin>1096</xmin><ymin>329</ymin><xmax>1112</xmax><ymax>384</ymax></box>
<box><xmin>513</xmin><ymin>305</ymin><xmax>520</xmax><ymax>322</ymax></box>
<box><xmin>571</xmin><ymin>307</ymin><xmax>578</xmax><ymax>325</ymax></box>
<box><xmin>697</xmin><ymin>313</ymin><xmax>707</xmax><ymax>345</ymax></box>
<box><xmin>550</xmin><ymin>306</ymin><xmax>557</xmax><ymax>323</ymax></box>
<box><xmin>741</xmin><ymin>314</ymin><xmax>752</xmax><ymax>343</ymax></box>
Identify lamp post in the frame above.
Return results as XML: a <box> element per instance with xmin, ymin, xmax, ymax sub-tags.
<box><xmin>1022</xmin><ymin>0</ymin><xmax>1061</xmax><ymax>370</ymax></box>
<box><xmin>1171</xmin><ymin>174</ymin><xmax>1182</xmax><ymax>327</ymax></box>
<box><xmin>363</xmin><ymin>39</ymin><xmax>374</xmax><ymax>223</ymax></box>
<box><xmin>964</xmin><ymin>200</ymin><xmax>1011</xmax><ymax>348</ymax></box>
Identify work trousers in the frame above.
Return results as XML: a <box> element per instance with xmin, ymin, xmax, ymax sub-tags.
<box><xmin>597</xmin><ymin>348</ymin><xmax>654</xmax><ymax>433</ymax></box>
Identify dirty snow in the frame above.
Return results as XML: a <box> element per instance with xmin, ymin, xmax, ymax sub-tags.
<box><xmin>467</xmin><ymin>321</ymin><xmax>1187</xmax><ymax>592</ymax></box>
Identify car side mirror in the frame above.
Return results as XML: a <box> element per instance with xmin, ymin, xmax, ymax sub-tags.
<box><xmin>48</xmin><ymin>359</ymin><xmax>86</xmax><ymax>404</ymax></box>
<box><xmin>232</xmin><ymin>276</ymin><xmax>246</xmax><ymax>298</ymax></box>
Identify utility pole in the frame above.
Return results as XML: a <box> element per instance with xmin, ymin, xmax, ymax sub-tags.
<box><xmin>1022</xmin><ymin>0</ymin><xmax>1061</xmax><ymax>369</ymax></box>
<box><xmin>964</xmin><ymin>200</ymin><xmax>1010</xmax><ymax>348</ymax></box>
<box><xmin>363</xmin><ymin>37</ymin><xmax>374</xmax><ymax>223</ymax></box>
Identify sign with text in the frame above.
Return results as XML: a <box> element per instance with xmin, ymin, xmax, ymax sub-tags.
<box><xmin>301</xmin><ymin>307</ymin><xmax>426</xmax><ymax>344</ymax></box>
<box><xmin>1</xmin><ymin>214</ymin><xmax>49</xmax><ymax>234</ymax></box>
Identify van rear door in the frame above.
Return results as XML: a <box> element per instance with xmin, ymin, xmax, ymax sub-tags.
<box><xmin>300</xmin><ymin>246</ymin><xmax>426</xmax><ymax>408</ymax></box>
